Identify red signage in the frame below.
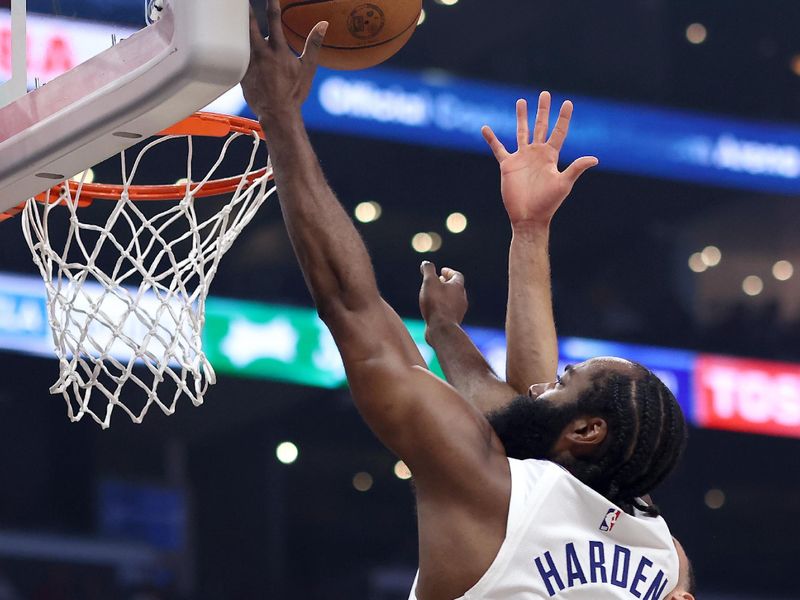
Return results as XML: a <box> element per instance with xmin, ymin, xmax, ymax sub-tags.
<box><xmin>695</xmin><ymin>355</ymin><xmax>800</xmax><ymax>438</ymax></box>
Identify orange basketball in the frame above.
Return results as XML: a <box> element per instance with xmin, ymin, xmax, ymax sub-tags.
<box><xmin>280</xmin><ymin>0</ymin><xmax>422</xmax><ymax>71</ymax></box>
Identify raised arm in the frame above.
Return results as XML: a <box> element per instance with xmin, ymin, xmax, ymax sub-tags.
<box><xmin>482</xmin><ymin>93</ymin><xmax>597</xmax><ymax>393</ymax></box>
<box><xmin>241</xmin><ymin>2</ymin><xmax>507</xmax><ymax>499</ymax></box>
<box><xmin>419</xmin><ymin>262</ymin><xmax>519</xmax><ymax>413</ymax></box>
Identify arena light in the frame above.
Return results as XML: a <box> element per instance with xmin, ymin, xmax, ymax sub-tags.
<box><xmin>276</xmin><ymin>441</ymin><xmax>299</xmax><ymax>465</ymax></box>
<box><xmin>704</xmin><ymin>489</ymin><xmax>726</xmax><ymax>510</ymax></box>
<box><xmin>686</xmin><ymin>23</ymin><xmax>708</xmax><ymax>45</ymax></box>
<box><xmin>354</xmin><ymin>201</ymin><xmax>382</xmax><ymax>223</ymax></box>
<box><xmin>394</xmin><ymin>460</ymin><xmax>412</xmax><ymax>480</ymax></box>
<box><xmin>412</xmin><ymin>232</ymin><xmax>433</xmax><ymax>253</ymax></box>
<box><xmin>688</xmin><ymin>252</ymin><xmax>707</xmax><ymax>273</ymax></box>
<box><xmin>417</xmin><ymin>9</ymin><xmax>426</xmax><ymax>25</ymax></box>
<box><xmin>446</xmin><ymin>212</ymin><xmax>468</xmax><ymax>234</ymax></box>
<box><xmin>742</xmin><ymin>275</ymin><xmax>764</xmax><ymax>296</ymax></box>
<box><xmin>773</xmin><ymin>260</ymin><xmax>794</xmax><ymax>281</ymax></box>
<box><xmin>701</xmin><ymin>245</ymin><xmax>722</xmax><ymax>267</ymax></box>
<box><xmin>352</xmin><ymin>472</ymin><xmax>373</xmax><ymax>492</ymax></box>
<box><xmin>791</xmin><ymin>55</ymin><xmax>800</xmax><ymax>77</ymax></box>
<box><xmin>435</xmin><ymin>0</ymin><xmax>459</xmax><ymax>5</ymax></box>
<box><xmin>71</xmin><ymin>168</ymin><xmax>95</xmax><ymax>184</ymax></box>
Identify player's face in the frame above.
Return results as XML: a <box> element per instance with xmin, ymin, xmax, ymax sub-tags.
<box><xmin>487</xmin><ymin>357</ymin><xmax>639</xmax><ymax>461</ymax></box>
<box><xmin>526</xmin><ymin>357</ymin><xmax>638</xmax><ymax>406</ymax></box>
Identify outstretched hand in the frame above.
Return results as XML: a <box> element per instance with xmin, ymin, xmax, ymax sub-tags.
<box><xmin>419</xmin><ymin>262</ymin><xmax>468</xmax><ymax>342</ymax></box>
<box><xmin>241</xmin><ymin>0</ymin><xmax>328</xmax><ymax>122</ymax></box>
<box><xmin>482</xmin><ymin>92</ymin><xmax>598</xmax><ymax>228</ymax></box>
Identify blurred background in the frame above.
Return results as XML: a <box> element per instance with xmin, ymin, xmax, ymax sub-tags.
<box><xmin>0</xmin><ymin>0</ymin><xmax>799</xmax><ymax>598</ymax></box>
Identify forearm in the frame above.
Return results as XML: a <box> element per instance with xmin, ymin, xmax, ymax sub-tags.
<box><xmin>261</xmin><ymin>112</ymin><xmax>379</xmax><ymax>315</ymax></box>
<box><xmin>427</xmin><ymin>320</ymin><xmax>517</xmax><ymax>414</ymax></box>
<box><xmin>505</xmin><ymin>222</ymin><xmax>559</xmax><ymax>392</ymax></box>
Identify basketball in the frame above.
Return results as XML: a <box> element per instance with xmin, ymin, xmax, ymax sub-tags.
<box><xmin>280</xmin><ymin>0</ymin><xmax>422</xmax><ymax>70</ymax></box>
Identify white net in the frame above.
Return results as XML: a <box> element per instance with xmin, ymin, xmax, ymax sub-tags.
<box><xmin>20</xmin><ymin>121</ymin><xmax>275</xmax><ymax>429</ymax></box>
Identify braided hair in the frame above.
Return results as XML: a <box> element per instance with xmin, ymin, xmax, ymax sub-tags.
<box><xmin>563</xmin><ymin>363</ymin><xmax>687</xmax><ymax>516</ymax></box>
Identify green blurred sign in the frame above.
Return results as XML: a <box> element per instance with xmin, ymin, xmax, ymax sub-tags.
<box><xmin>204</xmin><ymin>298</ymin><xmax>443</xmax><ymax>388</ymax></box>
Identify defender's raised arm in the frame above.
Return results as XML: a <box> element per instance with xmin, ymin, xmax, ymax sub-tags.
<box><xmin>483</xmin><ymin>92</ymin><xmax>598</xmax><ymax>392</ymax></box>
<box><xmin>419</xmin><ymin>263</ymin><xmax>519</xmax><ymax>413</ymax></box>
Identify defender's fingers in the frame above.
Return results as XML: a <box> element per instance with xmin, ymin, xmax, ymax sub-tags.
<box><xmin>548</xmin><ymin>100</ymin><xmax>574</xmax><ymax>151</ymax></box>
<box><xmin>516</xmin><ymin>99</ymin><xmax>530</xmax><ymax>149</ymax></box>
<box><xmin>301</xmin><ymin>21</ymin><xmax>328</xmax><ymax>65</ymax></box>
<box><xmin>481</xmin><ymin>126</ymin><xmax>510</xmax><ymax>162</ymax></box>
<box><xmin>442</xmin><ymin>268</ymin><xmax>465</xmax><ymax>286</ymax></box>
<box><xmin>420</xmin><ymin>261</ymin><xmax>438</xmax><ymax>280</ymax></box>
<box><xmin>532</xmin><ymin>91</ymin><xmax>551</xmax><ymax>144</ymax></box>
<box><xmin>265</xmin><ymin>0</ymin><xmax>286</xmax><ymax>46</ymax></box>
<box><xmin>563</xmin><ymin>156</ymin><xmax>599</xmax><ymax>186</ymax></box>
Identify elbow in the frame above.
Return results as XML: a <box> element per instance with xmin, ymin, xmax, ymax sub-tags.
<box><xmin>316</xmin><ymin>290</ymin><xmax>381</xmax><ymax>325</ymax></box>
<box><xmin>315</xmin><ymin>296</ymin><xmax>345</xmax><ymax>325</ymax></box>
<box><xmin>315</xmin><ymin>295</ymin><xmax>362</xmax><ymax>327</ymax></box>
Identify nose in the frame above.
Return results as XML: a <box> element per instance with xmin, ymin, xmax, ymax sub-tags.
<box><xmin>528</xmin><ymin>381</ymin><xmax>557</xmax><ymax>399</ymax></box>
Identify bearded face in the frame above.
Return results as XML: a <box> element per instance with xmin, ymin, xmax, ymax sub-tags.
<box><xmin>486</xmin><ymin>394</ymin><xmax>579</xmax><ymax>461</ymax></box>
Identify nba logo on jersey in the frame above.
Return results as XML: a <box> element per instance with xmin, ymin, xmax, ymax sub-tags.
<box><xmin>599</xmin><ymin>508</ymin><xmax>621</xmax><ymax>532</ymax></box>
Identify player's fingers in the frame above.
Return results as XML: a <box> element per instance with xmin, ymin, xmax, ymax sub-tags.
<box><xmin>481</xmin><ymin>126</ymin><xmax>510</xmax><ymax>162</ymax></box>
<box><xmin>420</xmin><ymin>261</ymin><xmax>438</xmax><ymax>281</ymax></box>
<box><xmin>532</xmin><ymin>91</ymin><xmax>551</xmax><ymax>144</ymax></box>
<box><xmin>563</xmin><ymin>156</ymin><xmax>599</xmax><ymax>186</ymax></box>
<box><xmin>516</xmin><ymin>99</ymin><xmax>530</xmax><ymax>148</ymax></box>
<box><xmin>442</xmin><ymin>268</ymin><xmax>465</xmax><ymax>287</ymax></box>
<box><xmin>265</xmin><ymin>0</ymin><xmax>286</xmax><ymax>46</ymax></box>
<box><xmin>301</xmin><ymin>21</ymin><xmax>328</xmax><ymax>66</ymax></box>
<box><xmin>548</xmin><ymin>100</ymin><xmax>573</xmax><ymax>151</ymax></box>
<box><xmin>249</xmin><ymin>8</ymin><xmax>267</xmax><ymax>53</ymax></box>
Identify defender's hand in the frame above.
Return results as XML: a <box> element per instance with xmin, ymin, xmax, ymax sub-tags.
<box><xmin>419</xmin><ymin>262</ymin><xmax>468</xmax><ymax>341</ymax></box>
<box><xmin>241</xmin><ymin>0</ymin><xmax>328</xmax><ymax>122</ymax></box>
<box><xmin>481</xmin><ymin>92</ymin><xmax>598</xmax><ymax>228</ymax></box>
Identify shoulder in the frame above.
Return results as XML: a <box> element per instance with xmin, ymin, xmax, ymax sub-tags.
<box><xmin>508</xmin><ymin>458</ymin><xmax>567</xmax><ymax>484</ymax></box>
<box><xmin>506</xmin><ymin>458</ymin><xmax>563</xmax><ymax>512</ymax></box>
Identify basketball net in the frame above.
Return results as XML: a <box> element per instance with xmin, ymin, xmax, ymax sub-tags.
<box><xmin>20</xmin><ymin>115</ymin><xmax>274</xmax><ymax>429</ymax></box>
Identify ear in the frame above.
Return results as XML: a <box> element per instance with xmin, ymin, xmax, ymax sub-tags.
<box><xmin>565</xmin><ymin>416</ymin><xmax>607</xmax><ymax>455</ymax></box>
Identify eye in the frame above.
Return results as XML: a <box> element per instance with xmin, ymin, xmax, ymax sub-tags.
<box><xmin>556</xmin><ymin>375</ymin><xmax>564</xmax><ymax>387</ymax></box>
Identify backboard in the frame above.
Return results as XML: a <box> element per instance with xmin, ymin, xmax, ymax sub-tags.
<box><xmin>0</xmin><ymin>0</ymin><xmax>251</xmax><ymax>217</ymax></box>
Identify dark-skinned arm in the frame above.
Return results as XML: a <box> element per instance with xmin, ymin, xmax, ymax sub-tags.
<box><xmin>419</xmin><ymin>263</ymin><xmax>519</xmax><ymax>413</ymax></box>
<box><xmin>482</xmin><ymin>92</ymin><xmax>598</xmax><ymax>393</ymax></box>
<box><xmin>240</xmin><ymin>2</ymin><xmax>508</xmax><ymax>498</ymax></box>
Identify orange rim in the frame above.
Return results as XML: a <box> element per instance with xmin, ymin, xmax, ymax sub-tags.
<box><xmin>3</xmin><ymin>112</ymin><xmax>269</xmax><ymax>217</ymax></box>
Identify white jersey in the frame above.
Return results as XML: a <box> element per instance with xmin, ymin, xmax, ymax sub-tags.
<box><xmin>409</xmin><ymin>458</ymin><xmax>679</xmax><ymax>600</ymax></box>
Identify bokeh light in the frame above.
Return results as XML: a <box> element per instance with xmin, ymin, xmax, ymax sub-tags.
<box><xmin>686</xmin><ymin>23</ymin><xmax>708</xmax><ymax>44</ymax></box>
<box><xmin>352</xmin><ymin>472</ymin><xmax>374</xmax><ymax>492</ymax></box>
<box><xmin>742</xmin><ymin>276</ymin><xmax>764</xmax><ymax>296</ymax></box>
<box><xmin>446</xmin><ymin>212</ymin><xmax>468</xmax><ymax>234</ymax></box>
<box><xmin>412</xmin><ymin>232</ymin><xmax>433</xmax><ymax>253</ymax></box>
<box><xmin>276</xmin><ymin>442</ymin><xmax>299</xmax><ymax>465</ymax></box>
<box><xmin>791</xmin><ymin>54</ymin><xmax>800</xmax><ymax>77</ymax></box>
<box><xmin>394</xmin><ymin>460</ymin><xmax>412</xmax><ymax>480</ymax></box>
<box><xmin>354</xmin><ymin>201</ymin><xmax>382</xmax><ymax>223</ymax></box>
<box><xmin>701</xmin><ymin>245</ymin><xmax>722</xmax><ymax>267</ymax></box>
<box><xmin>704</xmin><ymin>489</ymin><xmax>726</xmax><ymax>510</ymax></box>
<box><xmin>773</xmin><ymin>260</ymin><xmax>794</xmax><ymax>281</ymax></box>
<box><xmin>689</xmin><ymin>252</ymin><xmax>707</xmax><ymax>273</ymax></box>
<box><xmin>71</xmin><ymin>168</ymin><xmax>95</xmax><ymax>184</ymax></box>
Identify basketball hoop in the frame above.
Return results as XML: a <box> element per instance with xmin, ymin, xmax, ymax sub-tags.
<box><xmin>19</xmin><ymin>112</ymin><xmax>275</xmax><ymax>429</ymax></box>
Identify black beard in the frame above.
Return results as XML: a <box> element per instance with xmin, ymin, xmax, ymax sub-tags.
<box><xmin>486</xmin><ymin>395</ymin><xmax>577</xmax><ymax>461</ymax></box>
